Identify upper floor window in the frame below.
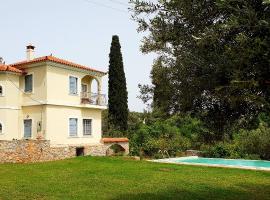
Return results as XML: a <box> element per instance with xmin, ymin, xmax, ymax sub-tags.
<box><xmin>0</xmin><ymin>85</ymin><xmax>3</xmax><ymax>96</ymax></box>
<box><xmin>69</xmin><ymin>76</ymin><xmax>78</xmax><ymax>95</ymax></box>
<box><xmin>69</xmin><ymin>118</ymin><xmax>78</xmax><ymax>137</ymax></box>
<box><xmin>25</xmin><ymin>74</ymin><xmax>33</xmax><ymax>93</ymax></box>
<box><xmin>83</xmin><ymin>119</ymin><xmax>92</xmax><ymax>136</ymax></box>
<box><xmin>0</xmin><ymin>123</ymin><xmax>2</xmax><ymax>134</ymax></box>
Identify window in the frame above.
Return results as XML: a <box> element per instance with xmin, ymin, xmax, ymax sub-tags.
<box><xmin>0</xmin><ymin>85</ymin><xmax>3</xmax><ymax>96</ymax></box>
<box><xmin>24</xmin><ymin>119</ymin><xmax>32</xmax><ymax>138</ymax></box>
<box><xmin>25</xmin><ymin>74</ymin><xmax>33</xmax><ymax>92</ymax></box>
<box><xmin>69</xmin><ymin>118</ymin><xmax>78</xmax><ymax>137</ymax></box>
<box><xmin>0</xmin><ymin>123</ymin><xmax>2</xmax><ymax>134</ymax></box>
<box><xmin>69</xmin><ymin>76</ymin><xmax>78</xmax><ymax>95</ymax></box>
<box><xmin>83</xmin><ymin>119</ymin><xmax>92</xmax><ymax>136</ymax></box>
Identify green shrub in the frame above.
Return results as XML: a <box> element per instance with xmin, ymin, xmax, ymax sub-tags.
<box><xmin>201</xmin><ymin>143</ymin><xmax>231</xmax><ymax>158</ymax></box>
<box><xmin>234</xmin><ymin>122</ymin><xmax>270</xmax><ymax>160</ymax></box>
<box><xmin>129</xmin><ymin>115</ymin><xmax>195</xmax><ymax>157</ymax></box>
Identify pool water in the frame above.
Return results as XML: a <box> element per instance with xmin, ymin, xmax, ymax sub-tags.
<box><xmin>154</xmin><ymin>156</ymin><xmax>270</xmax><ymax>170</ymax></box>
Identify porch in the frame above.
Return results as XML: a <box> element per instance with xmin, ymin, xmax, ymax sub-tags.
<box><xmin>80</xmin><ymin>75</ymin><xmax>107</xmax><ymax>106</ymax></box>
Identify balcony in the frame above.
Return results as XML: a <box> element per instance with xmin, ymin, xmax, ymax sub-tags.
<box><xmin>81</xmin><ymin>92</ymin><xmax>107</xmax><ymax>106</ymax></box>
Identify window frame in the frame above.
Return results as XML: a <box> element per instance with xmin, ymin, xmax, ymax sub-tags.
<box><xmin>24</xmin><ymin>73</ymin><xmax>34</xmax><ymax>93</ymax></box>
<box><xmin>69</xmin><ymin>76</ymin><xmax>78</xmax><ymax>95</ymax></box>
<box><xmin>83</xmin><ymin>118</ymin><xmax>92</xmax><ymax>136</ymax></box>
<box><xmin>69</xmin><ymin>118</ymin><xmax>78</xmax><ymax>137</ymax></box>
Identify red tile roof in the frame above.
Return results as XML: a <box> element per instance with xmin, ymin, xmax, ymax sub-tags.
<box><xmin>101</xmin><ymin>138</ymin><xmax>129</xmax><ymax>143</ymax></box>
<box><xmin>0</xmin><ymin>64</ymin><xmax>23</xmax><ymax>74</ymax></box>
<box><xmin>11</xmin><ymin>55</ymin><xmax>106</xmax><ymax>74</ymax></box>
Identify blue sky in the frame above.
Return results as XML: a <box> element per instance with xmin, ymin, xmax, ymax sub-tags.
<box><xmin>0</xmin><ymin>0</ymin><xmax>154</xmax><ymax>112</ymax></box>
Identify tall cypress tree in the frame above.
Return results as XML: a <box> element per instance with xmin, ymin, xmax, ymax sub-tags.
<box><xmin>108</xmin><ymin>35</ymin><xmax>128</xmax><ymax>131</ymax></box>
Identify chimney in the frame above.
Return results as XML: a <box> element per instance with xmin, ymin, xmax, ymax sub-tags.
<box><xmin>26</xmin><ymin>44</ymin><xmax>35</xmax><ymax>61</ymax></box>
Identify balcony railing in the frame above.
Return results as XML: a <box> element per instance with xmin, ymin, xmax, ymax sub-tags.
<box><xmin>81</xmin><ymin>92</ymin><xmax>107</xmax><ymax>106</ymax></box>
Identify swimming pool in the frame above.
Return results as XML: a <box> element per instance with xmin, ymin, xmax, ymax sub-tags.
<box><xmin>153</xmin><ymin>156</ymin><xmax>270</xmax><ymax>171</ymax></box>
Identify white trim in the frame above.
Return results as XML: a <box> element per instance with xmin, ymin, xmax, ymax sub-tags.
<box><xmin>0</xmin><ymin>106</ymin><xmax>21</xmax><ymax>110</ymax></box>
<box><xmin>0</xmin><ymin>84</ymin><xmax>4</xmax><ymax>97</ymax></box>
<box><xmin>0</xmin><ymin>120</ymin><xmax>4</xmax><ymax>135</ymax></box>
<box><xmin>23</xmin><ymin>118</ymin><xmax>33</xmax><ymax>139</ymax></box>
<box><xmin>48</xmin><ymin>62</ymin><xmax>107</xmax><ymax>77</ymax></box>
<box><xmin>82</xmin><ymin>118</ymin><xmax>93</xmax><ymax>136</ymax></box>
<box><xmin>24</xmin><ymin>72</ymin><xmax>34</xmax><ymax>94</ymax></box>
<box><xmin>0</xmin><ymin>71</ymin><xmax>22</xmax><ymax>76</ymax></box>
<box><xmin>68</xmin><ymin>75</ymin><xmax>80</xmax><ymax>96</ymax></box>
<box><xmin>22</xmin><ymin>100</ymin><xmax>107</xmax><ymax>110</ymax></box>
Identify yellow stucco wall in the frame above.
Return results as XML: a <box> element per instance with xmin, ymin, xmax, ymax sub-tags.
<box><xmin>0</xmin><ymin>73</ymin><xmax>21</xmax><ymax>108</ymax></box>
<box><xmin>19</xmin><ymin>65</ymin><xmax>47</xmax><ymax>105</ymax></box>
<box><xmin>0</xmin><ymin>109</ymin><xmax>20</xmax><ymax>140</ymax></box>
<box><xmin>0</xmin><ymin>74</ymin><xmax>7</xmax><ymax>106</ymax></box>
<box><xmin>45</xmin><ymin>105</ymin><xmax>102</xmax><ymax>146</ymax></box>
<box><xmin>0</xmin><ymin>73</ymin><xmax>21</xmax><ymax>140</ymax></box>
<box><xmin>21</xmin><ymin>105</ymin><xmax>45</xmax><ymax>139</ymax></box>
<box><xmin>0</xmin><ymin>62</ymin><xmax>105</xmax><ymax>145</ymax></box>
<box><xmin>46</xmin><ymin>64</ymin><xmax>101</xmax><ymax>106</ymax></box>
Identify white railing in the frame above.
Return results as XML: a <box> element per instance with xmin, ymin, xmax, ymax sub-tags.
<box><xmin>81</xmin><ymin>92</ymin><xmax>107</xmax><ymax>106</ymax></box>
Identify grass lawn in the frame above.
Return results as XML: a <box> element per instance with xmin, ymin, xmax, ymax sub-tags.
<box><xmin>0</xmin><ymin>157</ymin><xmax>269</xmax><ymax>200</ymax></box>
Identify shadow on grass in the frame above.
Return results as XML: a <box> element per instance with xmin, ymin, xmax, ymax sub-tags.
<box><xmin>109</xmin><ymin>183</ymin><xmax>270</xmax><ymax>200</ymax></box>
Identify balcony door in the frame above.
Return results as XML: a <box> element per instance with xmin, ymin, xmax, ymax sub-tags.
<box><xmin>81</xmin><ymin>84</ymin><xmax>87</xmax><ymax>98</ymax></box>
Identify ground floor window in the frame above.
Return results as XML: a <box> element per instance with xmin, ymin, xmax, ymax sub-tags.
<box><xmin>83</xmin><ymin>119</ymin><xmax>92</xmax><ymax>136</ymax></box>
<box><xmin>24</xmin><ymin>119</ymin><xmax>32</xmax><ymax>138</ymax></box>
<box><xmin>69</xmin><ymin>118</ymin><xmax>78</xmax><ymax>137</ymax></box>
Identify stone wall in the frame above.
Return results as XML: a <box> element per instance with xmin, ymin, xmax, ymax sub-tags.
<box><xmin>185</xmin><ymin>150</ymin><xmax>202</xmax><ymax>157</ymax></box>
<box><xmin>0</xmin><ymin>139</ymin><xmax>130</xmax><ymax>163</ymax></box>
<box><xmin>103</xmin><ymin>142</ymin><xmax>129</xmax><ymax>156</ymax></box>
<box><xmin>0</xmin><ymin>140</ymin><xmax>107</xmax><ymax>163</ymax></box>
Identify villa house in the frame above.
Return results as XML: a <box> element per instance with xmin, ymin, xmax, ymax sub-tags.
<box><xmin>0</xmin><ymin>45</ymin><xmax>128</xmax><ymax>163</ymax></box>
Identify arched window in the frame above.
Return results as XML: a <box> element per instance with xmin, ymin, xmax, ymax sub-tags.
<box><xmin>0</xmin><ymin>85</ymin><xmax>3</xmax><ymax>96</ymax></box>
<box><xmin>0</xmin><ymin>123</ymin><xmax>2</xmax><ymax>134</ymax></box>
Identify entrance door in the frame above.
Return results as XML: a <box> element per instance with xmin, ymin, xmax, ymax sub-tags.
<box><xmin>24</xmin><ymin>119</ymin><xmax>32</xmax><ymax>138</ymax></box>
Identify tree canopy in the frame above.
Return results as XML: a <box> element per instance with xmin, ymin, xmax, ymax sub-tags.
<box><xmin>108</xmin><ymin>35</ymin><xmax>128</xmax><ymax>131</ymax></box>
<box><xmin>131</xmin><ymin>0</ymin><xmax>270</xmax><ymax>138</ymax></box>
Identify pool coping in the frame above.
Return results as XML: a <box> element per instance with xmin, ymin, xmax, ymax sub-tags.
<box><xmin>149</xmin><ymin>156</ymin><xmax>270</xmax><ymax>171</ymax></box>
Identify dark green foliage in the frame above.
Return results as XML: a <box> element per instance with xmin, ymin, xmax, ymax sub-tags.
<box><xmin>103</xmin><ymin>109</ymin><xmax>144</xmax><ymax>137</ymax></box>
<box><xmin>124</xmin><ymin>112</ymin><xmax>270</xmax><ymax>160</ymax></box>
<box><xmin>201</xmin><ymin>143</ymin><xmax>232</xmax><ymax>158</ymax></box>
<box><xmin>202</xmin><ymin>113</ymin><xmax>270</xmax><ymax>160</ymax></box>
<box><xmin>233</xmin><ymin>117</ymin><xmax>270</xmax><ymax>160</ymax></box>
<box><xmin>108</xmin><ymin>35</ymin><xmax>128</xmax><ymax>131</ymax></box>
<box><xmin>138</xmin><ymin>57</ymin><xmax>172</xmax><ymax>116</ymax></box>
<box><xmin>131</xmin><ymin>0</ymin><xmax>270</xmax><ymax>140</ymax></box>
<box><xmin>103</xmin><ymin>109</ymin><xmax>270</xmax><ymax>160</ymax></box>
<box><xmin>129</xmin><ymin>115</ymin><xmax>209</xmax><ymax>157</ymax></box>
